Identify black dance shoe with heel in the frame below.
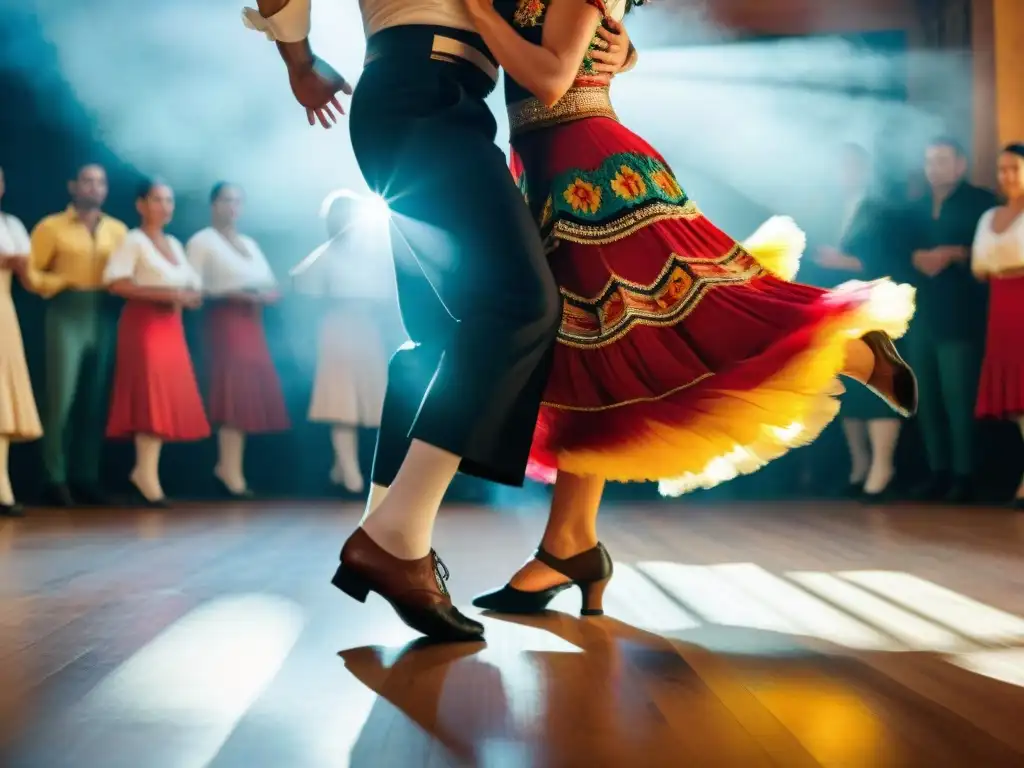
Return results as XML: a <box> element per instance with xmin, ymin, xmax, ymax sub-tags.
<box><xmin>472</xmin><ymin>542</ymin><xmax>613</xmax><ymax>616</ymax></box>
<box><xmin>862</xmin><ymin>330</ymin><xmax>918</xmax><ymax>417</ymax></box>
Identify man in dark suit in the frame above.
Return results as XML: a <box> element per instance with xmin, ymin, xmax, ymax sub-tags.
<box><xmin>903</xmin><ymin>136</ymin><xmax>997</xmax><ymax>503</ymax></box>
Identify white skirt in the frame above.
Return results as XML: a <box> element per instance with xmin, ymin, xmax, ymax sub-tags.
<box><xmin>308</xmin><ymin>304</ymin><xmax>388</xmax><ymax>427</ymax></box>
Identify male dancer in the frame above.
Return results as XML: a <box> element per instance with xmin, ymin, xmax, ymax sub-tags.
<box><xmin>907</xmin><ymin>137</ymin><xmax>996</xmax><ymax>503</ymax></box>
<box><xmin>244</xmin><ymin>0</ymin><xmax>633</xmax><ymax>640</ymax></box>
<box><xmin>28</xmin><ymin>164</ymin><xmax>127</xmax><ymax>507</ymax></box>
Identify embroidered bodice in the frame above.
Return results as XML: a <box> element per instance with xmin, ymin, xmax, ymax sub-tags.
<box><xmin>497</xmin><ymin>0</ymin><xmax>627</xmax><ymax>133</ymax></box>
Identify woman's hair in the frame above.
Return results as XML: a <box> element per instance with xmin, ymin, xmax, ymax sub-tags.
<box><xmin>210</xmin><ymin>181</ymin><xmax>239</xmax><ymax>203</ymax></box>
<box><xmin>135</xmin><ymin>177</ymin><xmax>167</xmax><ymax>201</ymax></box>
<box><xmin>1002</xmin><ymin>142</ymin><xmax>1024</xmax><ymax>160</ymax></box>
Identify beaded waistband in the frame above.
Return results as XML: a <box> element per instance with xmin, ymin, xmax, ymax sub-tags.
<box><xmin>507</xmin><ymin>86</ymin><xmax>617</xmax><ymax>136</ymax></box>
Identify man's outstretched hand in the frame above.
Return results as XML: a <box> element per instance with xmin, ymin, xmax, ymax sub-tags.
<box><xmin>288</xmin><ymin>56</ymin><xmax>353</xmax><ymax>128</ymax></box>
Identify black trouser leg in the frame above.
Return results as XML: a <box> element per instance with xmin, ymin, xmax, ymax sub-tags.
<box><xmin>354</xmin><ymin>57</ymin><xmax>559</xmax><ymax>489</ymax></box>
<box><xmin>369</xmin><ymin>224</ymin><xmax>453</xmax><ymax>487</ymax></box>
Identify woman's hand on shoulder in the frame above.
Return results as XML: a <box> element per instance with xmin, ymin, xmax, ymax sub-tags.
<box><xmin>589</xmin><ymin>18</ymin><xmax>631</xmax><ymax>73</ymax></box>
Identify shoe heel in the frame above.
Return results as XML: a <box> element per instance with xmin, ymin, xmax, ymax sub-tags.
<box><xmin>579</xmin><ymin>577</ymin><xmax>609</xmax><ymax>616</ymax></box>
<box><xmin>331</xmin><ymin>563</ymin><xmax>371</xmax><ymax>603</ymax></box>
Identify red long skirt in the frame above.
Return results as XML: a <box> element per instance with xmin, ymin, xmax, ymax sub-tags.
<box><xmin>976</xmin><ymin>275</ymin><xmax>1024</xmax><ymax>419</ymax></box>
<box><xmin>106</xmin><ymin>301</ymin><xmax>210</xmax><ymax>441</ymax></box>
<box><xmin>510</xmin><ymin>114</ymin><xmax>915</xmax><ymax>494</ymax></box>
<box><xmin>204</xmin><ymin>300</ymin><xmax>290</xmax><ymax>433</ymax></box>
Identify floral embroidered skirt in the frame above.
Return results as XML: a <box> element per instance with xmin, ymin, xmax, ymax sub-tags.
<box><xmin>510</xmin><ymin>115</ymin><xmax>916</xmax><ymax>496</ymax></box>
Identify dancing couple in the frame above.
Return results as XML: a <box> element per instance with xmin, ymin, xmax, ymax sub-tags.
<box><xmin>245</xmin><ymin>0</ymin><xmax>917</xmax><ymax>641</ymax></box>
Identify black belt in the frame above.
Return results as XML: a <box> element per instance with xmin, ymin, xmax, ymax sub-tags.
<box><xmin>364</xmin><ymin>25</ymin><xmax>499</xmax><ymax>84</ymax></box>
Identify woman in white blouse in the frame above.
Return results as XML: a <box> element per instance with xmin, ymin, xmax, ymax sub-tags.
<box><xmin>104</xmin><ymin>179</ymin><xmax>210</xmax><ymax>505</ymax></box>
<box><xmin>0</xmin><ymin>166</ymin><xmax>43</xmax><ymax>516</ymax></box>
<box><xmin>972</xmin><ymin>142</ymin><xmax>1024</xmax><ymax>508</ymax></box>
<box><xmin>292</xmin><ymin>190</ymin><xmax>397</xmax><ymax>493</ymax></box>
<box><xmin>186</xmin><ymin>183</ymin><xmax>289</xmax><ymax>498</ymax></box>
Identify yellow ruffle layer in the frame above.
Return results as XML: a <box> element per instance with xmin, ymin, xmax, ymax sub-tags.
<box><xmin>552</xmin><ymin>262</ymin><xmax>916</xmax><ymax>496</ymax></box>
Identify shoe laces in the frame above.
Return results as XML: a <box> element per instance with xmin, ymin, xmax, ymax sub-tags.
<box><xmin>431</xmin><ymin>550</ymin><xmax>450</xmax><ymax>596</ymax></box>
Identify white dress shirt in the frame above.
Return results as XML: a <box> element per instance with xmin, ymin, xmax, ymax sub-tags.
<box><xmin>186</xmin><ymin>227</ymin><xmax>276</xmax><ymax>296</ymax></box>
<box><xmin>104</xmin><ymin>229</ymin><xmax>202</xmax><ymax>290</ymax></box>
<box><xmin>0</xmin><ymin>213</ymin><xmax>31</xmax><ymax>257</ymax></box>
<box><xmin>242</xmin><ymin>0</ymin><xmax>475</xmax><ymax>42</ymax></box>
<box><xmin>972</xmin><ymin>207</ymin><xmax>1024</xmax><ymax>277</ymax></box>
<box><xmin>293</xmin><ymin>224</ymin><xmax>396</xmax><ymax>301</ymax></box>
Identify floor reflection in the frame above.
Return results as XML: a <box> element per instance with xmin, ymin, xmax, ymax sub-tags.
<box><xmin>3</xmin><ymin>503</ymin><xmax>1024</xmax><ymax>766</ymax></box>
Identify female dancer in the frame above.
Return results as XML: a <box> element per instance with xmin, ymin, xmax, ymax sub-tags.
<box><xmin>186</xmin><ymin>183</ymin><xmax>289</xmax><ymax>498</ymax></box>
<box><xmin>0</xmin><ymin>166</ymin><xmax>43</xmax><ymax>516</ymax></box>
<box><xmin>291</xmin><ymin>190</ymin><xmax>396</xmax><ymax>494</ymax></box>
<box><xmin>105</xmin><ymin>180</ymin><xmax>210</xmax><ymax>506</ymax></box>
<box><xmin>466</xmin><ymin>0</ymin><xmax>918</xmax><ymax>614</ymax></box>
<box><xmin>972</xmin><ymin>143</ymin><xmax>1024</xmax><ymax>509</ymax></box>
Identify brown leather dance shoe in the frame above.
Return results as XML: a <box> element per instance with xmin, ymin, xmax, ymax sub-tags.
<box><xmin>332</xmin><ymin>528</ymin><xmax>485</xmax><ymax>642</ymax></box>
<box><xmin>862</xmin><ymin>330</ymin><xmax>918</xmax><ymax>417</ymax></box>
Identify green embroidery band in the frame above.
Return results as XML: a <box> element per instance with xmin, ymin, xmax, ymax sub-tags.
<box><xmin>547</xmin><ymin>151</ymin><xmax>689</xmax><ymax>223</ymax></box>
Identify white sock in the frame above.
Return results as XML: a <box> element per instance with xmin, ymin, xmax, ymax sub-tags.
<box><xmin>0</xmin><ymin>437</ymin><xmax>13</xmax><ymax>506</ymax></box>
<box><xmin>215</xmin><ymin>427</ymin><xmax>247</xmax><ymax>494</ymax></box>
<box><xmin>329</xmin><ymin>425</ymin><xmax>364</xmax><ymax>493</ymax></box>
<box><xmin>842</xmin><ymin>418</ymin><xmax>870</xmax><ymax>484</ymax></box>
<box><xmin>131</xmin><ymin>434</ymin><xmax>164</xmax><ymax>502</ymax></box>
<box><xmin>864</xmin><ymin>418</ymin><xmax>901</xmax><ymax>494</ymax></box>
<box><xmin>359</xmin><ymin>439</ymin><xmax>460</xmax><ymax>560</ymax></box>
<box><xmin>358</xmin><ymin>483</ymin><xmax>390</xmax><ymax>526</ymax></box>
<box><xmin>1016</xmin><ymin>419</ymin><xmax>1024</xmax><ymax>499</ymax></box>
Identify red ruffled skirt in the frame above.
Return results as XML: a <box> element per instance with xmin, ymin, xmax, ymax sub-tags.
<box><xmin>510</xmin><ymin>115</ymin><xmax>915</xmax><ymax>495</ymax></box>
<box><xmin>107</xmin><ymin>300</ymin><xmax>210</xmax><ymax>441</ymax></box>
<box><xmin>204</xmin><ymin>300</ymin><xmax>290</xmax><ymax>433</ymax></box>
<box><xmin>976</xmin><ymin>275</ymin><xmax>1024</xmax><ymax>419</ymax></box>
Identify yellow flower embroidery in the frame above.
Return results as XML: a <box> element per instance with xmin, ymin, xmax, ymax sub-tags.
<box><xmin>513</xmin><ymin>0</ymin><xmax>546</xmax><ymax>27</ymax></box>
<box><xmin>610</xmin><ymin>165</ymin><xmax>646</xmax><ymax>201</ymax></box>
<box><xmin>650</xmin><ymin>169</ymin><xmax>682</xmax><ymax>199</ymax></box>
<box><xmin>563</xmin><ymin>179</ymin><xmax>602</xmax><ymax>215</ymax></box>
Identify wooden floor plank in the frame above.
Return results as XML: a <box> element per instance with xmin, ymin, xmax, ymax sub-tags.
<box><xmin>1</xmin><ymin>501</ymin><xmax>1023</xmax><ymax>766</ymax></box>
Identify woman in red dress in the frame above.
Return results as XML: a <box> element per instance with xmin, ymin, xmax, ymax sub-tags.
<box><xmin>972</xmin><ymin>143</ymin><xmax>1024</xmax><ymax>508</ymax></box>
<box><xmin>465</xmin><ymin>0</ymin><xmax>918</xmax><ymax>614</ymax></box>
<box><xmin>186</xmin><ymin>183</ymin><xmax>290</xmax><ymax>498</ymax></box>
<box><xmin>104</xmin><ymin>180</ymin><xmax>210</xmax><ymax>505</ymax></box>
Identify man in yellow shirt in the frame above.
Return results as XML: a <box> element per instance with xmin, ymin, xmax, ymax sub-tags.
<box><xmin>28</xmin><ymin>164</ymin><xmax>128</xmax><ymax>506</ymax></box>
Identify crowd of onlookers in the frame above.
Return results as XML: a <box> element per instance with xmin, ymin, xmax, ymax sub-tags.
<box><xmin>2</xmin><ymin>134</ymin><xmax>1023</xmax><ymax>517</ymax></box>
<box><xmin>0</xmin><ymin>166</ymin><xmax>398</xmax><ymax>517</ymax></box>
<box><xmin>801</xmin><ymin>136</ymin><xmax>1024</xmax><ymax>509</ymax></box>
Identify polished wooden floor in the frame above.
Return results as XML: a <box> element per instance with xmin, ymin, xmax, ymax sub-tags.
<box><xmin>2</xmin><ymin>500</ymin><xmax>1024</xmax><ymax>767</ymax></box>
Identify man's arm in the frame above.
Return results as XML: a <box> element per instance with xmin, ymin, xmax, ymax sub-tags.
<box><xmin>243</xmin><ymin>0</ymin><xmax>351</xmax><ymax>127</ymax></box>
<box><xmin>245</xmin><ymin>0</ymin><xmax>314</xmax><ymax>69</ymax></box>
<box><xmin>26</xmin><ymin>219</ymin><xmax>69</xmax><ymax>298</ymax></box>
